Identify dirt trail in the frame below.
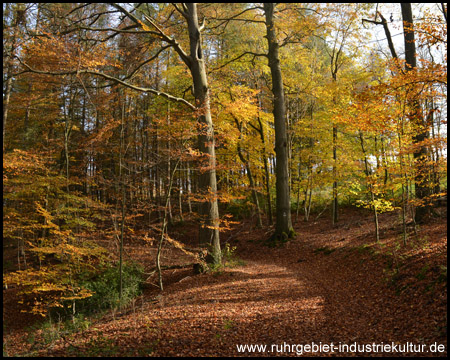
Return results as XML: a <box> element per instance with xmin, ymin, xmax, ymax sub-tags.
<box><xmin>133</xmin><ymin>212</ymin><xmax>446</xmax><ymax>357</ymax></box>
<box><xmin>89</xmin><ymin>215</ymin><xmax>446</xmax><ymax>357</ymax></box>
<box><xmin>4</xmin><ymin>209</ymin><xmax>447</xmax><ymax>357</ymax></box>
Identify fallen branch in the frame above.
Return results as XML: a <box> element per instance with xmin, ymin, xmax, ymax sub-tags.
<box><xmin>314</xmin><ymin>204</ymin><xmax>328</xmax><ymax>221</ymax></box>
<box><xmin>144</xmin><ymin>263</ymin><xmax>197</xmax><ymax>281</ymax></box>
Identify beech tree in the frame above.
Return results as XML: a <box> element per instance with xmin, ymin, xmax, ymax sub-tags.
<box><xmin>17</xmin><ymin>3</ymin><xmax>222</xmax><ymax>264</ymax></box>
<box><xmin>400</xmin><ymin>3</ymin><xmax>430</xmax><ymax>223</ymax></box>
<box><xmin>3</xmin><ymin>3</ymin><xmax>26</xmax><ymax>151</ymax></box>
<box><xmin>263</xmin><ymin>3</ymin><xmax>294</xmax><ymax>241</ymax></box>
<box><xmin>363</xmin><ymin>4</ymin><xmax>446</xmax><ymax>224</ymax></box>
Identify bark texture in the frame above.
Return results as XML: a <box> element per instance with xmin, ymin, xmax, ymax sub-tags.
<box><xmin>264</xmin><ymin>3</ymin><xmax>294</xmax><ymax>240</ymax></box>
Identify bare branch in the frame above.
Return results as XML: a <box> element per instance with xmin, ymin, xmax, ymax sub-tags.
<box><xmin>209</xmin><ymin>51</ymin><xmax>267</xmax><ymax>73</ymax></box>
<box><xmin>78</xmin><ymin>24</ymin><xmax>159</xmax><ymax>36</ymax></box>
<box><xmin>206</xmin><ymin>6</ymin><xmax>265</xmax><ymax>31</ymax></box>
<box><xmin>17</xmin><ymin>58</ymin><xmax>196</xmax><ymax>110</ymax></box>
<box><xmin>363</xmin><ymin>12</ymin><xmax>398</xmax><ymax>60</ymax></box>
<box><xmin>440</xmin><ymin>3</ymin><xmax>447</xmax><ymax>23</ymax></box>
<box><xmin>130</xmin><ymin>6</ymin><xmax>193</xmax><ymax>67</ymax></box>
<box><xmin>122</xmin><ymin>45</ymin><xmax>172</xmax><ymax>80</ymax></box>
<box><xmin>108</xmin><ymin>3</ymin><xmax>142</xmax><ymax>26</ymax></box>
<box><xmin>172</xmin><ymin>3</ymin><xmax>188</xmax><ymax>20</ymax></box>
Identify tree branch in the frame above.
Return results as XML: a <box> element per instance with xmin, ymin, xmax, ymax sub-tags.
<box><xmin>172</xmin><ymin>3</ymin><xmax>188</xmax><ymax>20</ymax></box>
<box><xmin>209</xmin><ymin>51</ymin><xmax>267</xmax><ymax>73</ymax></box>
<box><xmin>17</xmin><ymin>58</ymin><xmax>196</xmax><ymax>110</ymax></box>
<box><xmin>122</xmin><ymin>45</ymin><xmax>171</xmax><ymax>81</ymax></box>
<box><xmin>362</xmin><ymin>12</ymin><xmax>398</xmax><ymax>60</ymax></box>
<box><xmin>206</xmin><ymin>6</ymin><xmax>265</xmax><ymax>31</ymax></box>
<box><xmin>109</xmin><ymin>3</ymin><xmax>192</xmax><ymax>68</ymax></box>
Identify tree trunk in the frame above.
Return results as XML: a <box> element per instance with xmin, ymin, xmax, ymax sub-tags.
<box><xmin>235</xmin><ymin>121</ymin><xmax>263</xmax><ymax>228</ymax></box>
<box><xmin>359</xmin><ymin>131</ymin><xmax>380</xmax><ymax>242</ymax></box>
<box><xmin>186</xmin><ymin>4</ymin><xmax>221</xmax><ymax>264</ymax></box>
<box><xmin>187</xmin><ymin>162</ymin><xmax>193</xmax><ymax>213</ymax></box>
<box><xmin>295</xmin><ymin>159</ymin><xmax>302</xmax><ymax>223</ymax></box>
<box><xmin>264</xmin><ymin>3</ymin><xmax>294</xmax><ymax>241</ymax></box>
<box><xmin>401</xmin><ymin>3</ymin><xmax>430</xmax><ymax>223</ymax></box>
<box><xmin>332</xmin><ymin>125</ymin><xmax>338</xmax><ymax>225</ymax></box>
<box><xmin>166</xmin><ymin>101</ymin><xmax>173</xmax><ymax>225</ymax></box>
<box><xmin>428</xmin><ymin>100</ymin><xmax>440</xmax><ymax>196</ymax></box>
<box><xmin>380</xmin><ymin>134</ymin><xmax>389</xmax><ymax>186</ymax></box>
<box><xmin>3</xmin><ymin>4</ymin><xmax>20</xmax><ymax>152</ymax></box>
<box><xmin>256</xmin><ymin>97</ymin><xmax>273</xmax><ymax>225</ymax></box>
<box><xmin>304</xmin><ymin>167</ymin><xmax>313</xmax><ymax>222</ymax></box>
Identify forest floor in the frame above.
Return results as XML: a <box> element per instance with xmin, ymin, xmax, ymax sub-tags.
<box><xmin>3</xmin><ymin>206</ymin><xmax>447</xmax><ymax>357</ymax></box>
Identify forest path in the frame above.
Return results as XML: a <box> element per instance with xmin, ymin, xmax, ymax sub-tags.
<box><xmin>67</xmin><ymin>211</ymin><xmax>443</xmax><ymax>357</ymax></box>
<box><xmin>5</xmin><ymin>209</ymin><xmax>446</xmax><ymax>357</ymax></box>
<box><xmin>130</xmin><ymin>210</ymin><xmax>445</xmax><ymax>357</ymax></box>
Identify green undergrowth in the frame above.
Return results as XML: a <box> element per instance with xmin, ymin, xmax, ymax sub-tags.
<box><xmin>12</xmin><ymin>261</ymin><xmax>145</xmax><ymax>356</ymax></box>
<box><xmin>74</xmin><ymin>261</ymin><xmax>144</xmax><ymax>316</ymax></box>
<box><xmin>207</xmin><ymin>243</ymin><xmax>246</xmax><ymax>275</ymax></box>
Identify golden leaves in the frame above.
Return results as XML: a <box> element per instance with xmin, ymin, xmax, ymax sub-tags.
<box><xmin>137</xmin><ymin>19</ymin><xmax>152</xmax><ymax>33</ymax></box>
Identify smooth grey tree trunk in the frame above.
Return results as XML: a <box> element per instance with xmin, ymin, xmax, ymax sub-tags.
<box><xmin>186</xmin><ymin>4</ymin><xmax>221</xmax><ymax>264</ymax></box>
<box><xmin>401</xmin><ymin>3</ymin><xmax>430</xmax><ymax>223</ymax></box>
<box><xmin>263</xmin><ymin>3</ymin><xmax>294</xmax><ymax>241</ymax></box>
<box><xmin>256</xmin><ymin>100</ymin><xmax>274</xmax><ymax>225</ymax></box>
<box><xmin>233</xmin><ymin>116</ymin><xmax>263</xmax><ymax>228</ymax></box>
<box><xmin>359</xmin><ymin>131</ymin><xmax>380</xmax><ymax>242</ymax></box>
<box><xmin>3</xmin><ymin>4</ymin><xmax>20</xmax><ymax>151</ymax></box>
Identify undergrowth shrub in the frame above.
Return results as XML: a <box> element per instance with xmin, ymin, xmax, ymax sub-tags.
<box><xmin>225</xmin><ymin>198</ymin><xmax>252</xmax><ymax>219</ymax></box>
<box><xmin>205</xmin><ymin>244</ymin><xmax>246</xmax><ymax>274</ymax></box>
<box><xmin>17</xmin><ymin>263</ymin><xmax>144</xmax><ymax>355</ymax></box>
<box><xmin>48</xmin><ymin>261</ymin><xmax>145</xmax><ymax>319</ymax></box>
<box><xmin>221</xmin><ymin>243</ymin><xmax>245</xmax><ymax>268</ymax></box>
<box><xmin>75</xmin><ymin>261</ymin><xmax>144</xmax><ymax>315</ymax></box>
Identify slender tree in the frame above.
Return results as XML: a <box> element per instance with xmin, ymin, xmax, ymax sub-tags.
<box><xmin>400</xmin><ymin>3</ymin><xmax>430</xmax><ymax>223</ymax></box>
<box><xmin>263</xmin><ymin>3</ymin><xmax>294</xmax><ymax>241</ymax></box>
